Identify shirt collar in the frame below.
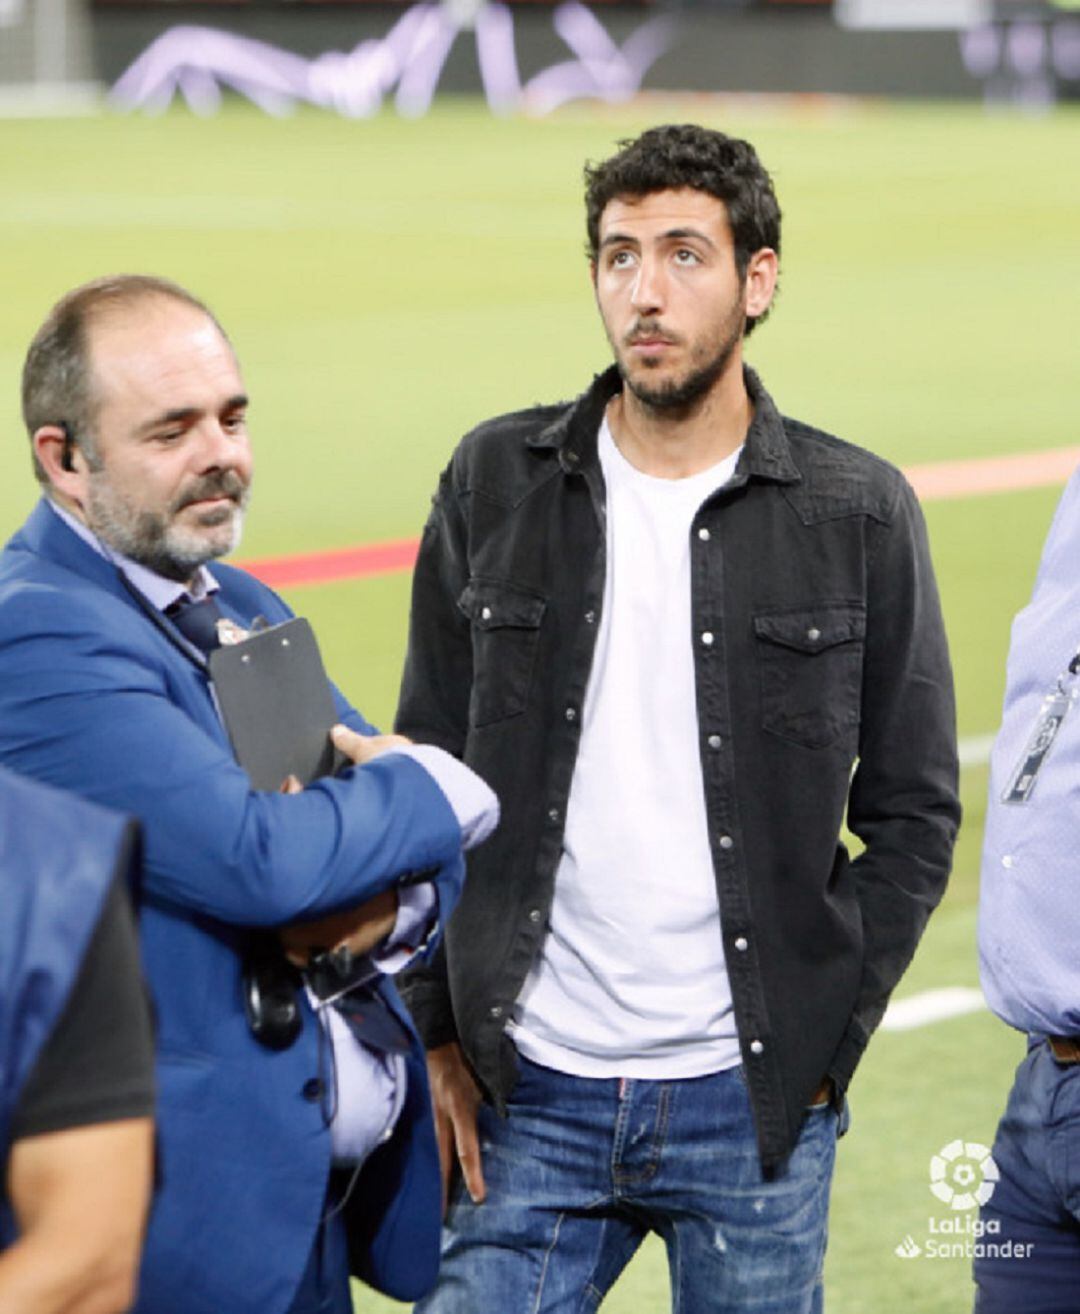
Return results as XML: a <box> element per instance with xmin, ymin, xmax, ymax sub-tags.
<box><xmin>528</xmin><ymin>364</ymin><xmax>801</xmax><ymax>487</ymax></box>
<box><xmin>46</xmin><ymin>499</ymin><xmax>220</xmax><ymax>612</ymax></box>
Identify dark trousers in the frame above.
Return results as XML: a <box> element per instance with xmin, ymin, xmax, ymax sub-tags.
<box><xmin>974</xmin><ymin>1040</ymin><xmax>1080</xmax><ymax>1313</ymax></box>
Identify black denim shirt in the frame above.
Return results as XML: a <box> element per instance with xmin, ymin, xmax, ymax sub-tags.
<box><xmin>396</xmin><ymin>366</ymin><xmax>960</xmax><ymax>1171</ymax></box>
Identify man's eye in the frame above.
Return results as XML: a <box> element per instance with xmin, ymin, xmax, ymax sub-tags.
<box><xmin>674</xmin><ymin>248</ymin><xmax>701</xmax><ymax>265</ymax></box>
<box><xmin>154</xmin><ymin>430</ymin><xmax>183</xmax><ymax>444</ymax></box>
<box><xmin>222</xmin><ymin>414</ymin><xmax>247</xmax><ymax>433</ymax></box>
<box><xmin>609</xmin><ymin>250</ymin><xmax>634</xmax><ymax>269</ymax></box>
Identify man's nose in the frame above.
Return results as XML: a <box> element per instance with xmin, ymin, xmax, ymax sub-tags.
<box><xmin>195</xmin><ymin>421</ymin><xmax>247</xmax><ymax>472</ymax></box>
<box><xmin>630</xmin><ymin>257</ymin><xmax>665</xmax><ymax>315</ymax></box>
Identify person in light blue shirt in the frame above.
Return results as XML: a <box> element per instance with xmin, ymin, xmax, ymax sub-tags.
<box><xmin>977</xmin><ymin>463</ymin><xmax>1080</xmax><ymax>1310</ymax></box>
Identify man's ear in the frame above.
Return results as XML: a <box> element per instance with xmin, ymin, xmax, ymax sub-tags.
<box><xmin>33</xmin><ymin>424</ymin><xmax>88</xmax><ymax>506</ymax></box>
<box><xmin>744</xmin><ymin>248</ymin><xmax>779</xmax><ymax>322</ymax></box>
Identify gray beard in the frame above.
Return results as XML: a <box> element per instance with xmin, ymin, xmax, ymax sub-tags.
<box><xmin>86</xmin><ymin>475</ymin><xmax>247</xmax><ymax>582</ymax></box>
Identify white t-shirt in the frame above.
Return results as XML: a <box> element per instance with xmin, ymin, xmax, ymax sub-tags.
<box><xmin>511</xmin><ymin>416</ymin><xmax>743</xmax><ymax>1078</ymax></box>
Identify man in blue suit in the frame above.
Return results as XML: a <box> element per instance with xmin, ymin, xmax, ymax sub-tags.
<box><xmin>0</xmin><ymin>275</ymin><xmax>498</xmax><ymax>1314</ymax></box>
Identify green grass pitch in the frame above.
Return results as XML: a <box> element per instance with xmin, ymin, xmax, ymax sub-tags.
<box><xmin>2</xmin><ymin>94</ymin><xmax>1079</xmax><ymax>1312</ymax></box>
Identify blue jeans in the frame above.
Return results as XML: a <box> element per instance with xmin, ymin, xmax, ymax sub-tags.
<box><xmin>974</xmin><ymin>1041</ymin><xmax>1080</xmax><ymax>1313</ymax></box>
<box><xmin>417</xmin><ymin>1057</ymin><xmax>840</xmax><ymax>1313</ymax></box>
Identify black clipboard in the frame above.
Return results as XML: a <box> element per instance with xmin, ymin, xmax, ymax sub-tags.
<box><xmin>208</xmin><ymin>618</ymin><xmax>345</xmax><ymax>790</ymax></box>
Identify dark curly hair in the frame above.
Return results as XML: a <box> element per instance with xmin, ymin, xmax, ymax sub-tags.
<box><xmin>584</xmin><ymin>124</ymin><xmax>781</xmax><ymax>335</ymax></box>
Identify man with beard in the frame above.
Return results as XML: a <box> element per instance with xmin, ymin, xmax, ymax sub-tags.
<box><xmin>0</xmin><ymin>275</ymin><xmax>497</xmax><ymax>1314</ymax></box>
<box><xmin>395</xmin><ymin>124</ymin><xmax>960</xmax><ymax>1311</ymax></box>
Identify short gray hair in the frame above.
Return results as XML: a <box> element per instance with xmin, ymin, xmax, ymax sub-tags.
<box><xmin>22</xmin><ymin>274</ymin><xmax>225</xmax><ymax>484</ymax></box>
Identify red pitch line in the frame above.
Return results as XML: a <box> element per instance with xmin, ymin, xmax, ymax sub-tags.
<box><xmin>239</xmin><ymin>445</ymin><xmax>1080</xmax><ymax>590</ymax></box>
<box><xmin>241</xmin><ymin>537</ymin><xmax>419</xmax><ymax>589</ymax></box>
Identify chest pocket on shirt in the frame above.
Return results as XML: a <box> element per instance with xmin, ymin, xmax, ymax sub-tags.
<box><xmin>753</xmin><ymin>603</ymin><xmax>865</xmax><ymax>750</ymax></box>
<box><xmin>458</xmin><ymin>579</ymin><xmax>546</xmax><ymax>728</ymax></box>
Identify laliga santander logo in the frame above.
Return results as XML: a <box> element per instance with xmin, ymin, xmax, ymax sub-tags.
<box><xmin>929</xmin><ymin>1140</ymin><xmax>999</xmax><ymax>1211</ymax></box>
<box><xmin>893</xmin><ymin>1139</ymin><xmax>1024</xmax><ymax>1263</ymax></box>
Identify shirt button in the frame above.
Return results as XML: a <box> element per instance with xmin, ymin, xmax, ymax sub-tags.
<box><xmin>707</xmin><ymin>734</ymin><xmax>722</xmax><ymax>750</ymax></box>
<box><xmin>565</xmin><ymin>707</ymin><xmax>577</xmax><ymax>722</ymax></box>
<box><xmin>548</xmin><ymin>807</ymin><xmax>560</xmax><ymax>823</ymax></box>
<box><xmin>490</xmin><ymin>1004</ymin><xmax>503</xmax><ymax>1019</ymax></box>
<box><xmin>528</xmin><ymin>908</ymin><xmax>542</xmax><ymax>923</ymax></box>
<box><xmin>480</xmin><ymin>606</ymin><xmax>492</xmax><ymax>621</ymax></box>
<box><xmin>807</xmin><ymin>626</ymin><xmax>821</xmax><ymax>642</ymax></box>
<box><xmin>734</xmin><ymin>936</ymin><xmax>748</xmax><ymax>952</ymax></box>
<box><xmin>584</xmin><ymin>610</ymin><xmax>596</xmax><ymax>625</ymax></box>
<box><xmin>701</xmin><ymin>631</ymin><xmax>715</xmax><ymax>647</ymax></box>
<box><xmin>1002</xmin><ymin>854</ymin><xmax>1015</xmax><ymax>869</ymax></box>
<box><xmin>718</xmin><ymin>835</ymin><xmax>734</xmax><ymax>850</ymax></box>
<box><xmin>302</xmin><ymin>1078</ymin><xmax>323</xmax><ymax>1102</ymax></box>
<box><xmin>698</xmin><ymin>527</ymin><xmax>711</xmax><ymax>542</ymax></box>
<box><xmin>750</xmin><ymin>1040</ymin><xmax>764</xmax><ymax>1056</ymax></box>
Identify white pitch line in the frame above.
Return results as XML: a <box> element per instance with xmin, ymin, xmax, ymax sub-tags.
<box><xmin>959</xmin><ymin>734</ymin><xmax>995</xmax><ymax>768</ymax></box>
<box><xmin>881</xmin><ymin>987</ymin><xmax>987</xmax><ymax>1032</ymax></box>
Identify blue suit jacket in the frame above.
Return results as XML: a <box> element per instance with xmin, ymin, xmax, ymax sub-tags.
<box><xmin>0</xmin><ymin>501</ymin><xmax>465</xmax><ymax>1313</ymax></box>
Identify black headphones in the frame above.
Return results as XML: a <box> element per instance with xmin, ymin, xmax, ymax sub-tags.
<box><xmin>243</xmin><ymin>935</ymin><xmax>304</xmax><ymax>1050</ymax></box>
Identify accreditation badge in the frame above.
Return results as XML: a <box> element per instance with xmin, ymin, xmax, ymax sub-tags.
<box><xmin>1002</xmin><ymin>685</ymin><xmax>1077</xmax><ymax>804</ymax></box>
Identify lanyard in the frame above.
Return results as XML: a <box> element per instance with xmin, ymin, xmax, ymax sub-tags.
<box><xmin>1001</xmin><ymin>643</ymin><xmax>1080</xmax><ymax>804</ymax></box>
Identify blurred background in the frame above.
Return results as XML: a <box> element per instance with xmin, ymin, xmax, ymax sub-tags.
<box><xmin>1</xmin><ymin>0</ymin><xmax>1078</xmax><ymax>1309</ymax></box>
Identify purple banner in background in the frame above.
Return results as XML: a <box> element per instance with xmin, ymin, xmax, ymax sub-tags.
<box><xmin>959</xmin><ymin>13</ymin><xmax>1080</xmax><ymax>107</ymax></box>
<box><xmin>109</xmin><ymin>2</ymin><xmax>673</xmax><ymax>117</ymax></box>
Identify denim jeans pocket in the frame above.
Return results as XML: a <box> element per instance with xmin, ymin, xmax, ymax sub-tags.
<box><xmin>458</xmin><ymin>578</ymin><xmax>546</xmax><ymax>727</ymax></box>
<box><xmin>754</xmin><ymin>602</ymin><xmax>865</xmax><ymax>749</ymax></box>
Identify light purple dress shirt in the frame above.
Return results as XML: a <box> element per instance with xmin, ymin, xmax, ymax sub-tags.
<box><xmin>979</xmin><ymin>465</ymin><xmax>1080</xmax><ymax>1037</ymax></box>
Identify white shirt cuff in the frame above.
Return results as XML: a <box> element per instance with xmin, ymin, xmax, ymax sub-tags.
<box><xmin>372</xmin><ymin>883</ymin><xmax>438</xmax><ymax>975</ymax></box>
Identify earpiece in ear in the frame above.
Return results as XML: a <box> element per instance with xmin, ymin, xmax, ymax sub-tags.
<box><xmin>59</xmin><ymin>422</ymin><xmax>76</xmax><ymax>473</ymax></box>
